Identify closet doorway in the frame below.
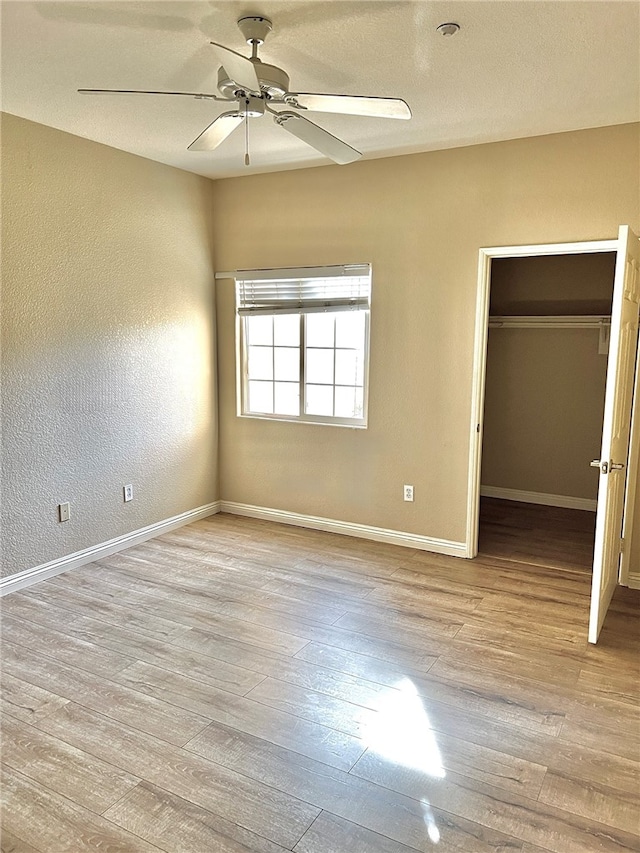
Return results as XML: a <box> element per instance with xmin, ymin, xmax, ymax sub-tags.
<box><xmin>479</xmin><ymin>251</ymin><xmax>615</xmax><ymax>573</ymax></box>
<box><xmin>467</xmin><ymin>227</ymin><xmax>640</xmax><ymax>643</ymax></box>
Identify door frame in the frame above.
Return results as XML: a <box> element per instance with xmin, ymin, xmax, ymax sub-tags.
<box><xmin>465</xmin><ymin>237</ymin><xmax>618</xmax><ymax>559</ymax></box>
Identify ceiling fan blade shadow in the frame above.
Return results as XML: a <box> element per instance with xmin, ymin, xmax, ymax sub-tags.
<box><xmin>269</xmin><ymin>44</ymin><xmax>352</xmax><ymax>90</ymax></box>
<box><xmin>166</xmin><ymin>43</ymin><xmax>216</xmax><ymax>91</ymax></box>
<box><xmin>292</xmin><ymin>93</ymin><xmax>411</xmax><ymax>119</ymax></box>
<box><xmin>278</xmin><ymin>1</ymin><xmax>400</xmax><ymax>31</ymax></box>
<box><xmin>209</xmin><ymin>42</ymin><xmax>260</xmax><ymax>93</ymax></box>
<box><xmin>35</xmin><ymin>2</ymin><xmax>191</xmax><ymax>32</ymax></box>
<box><xmin>188</xmin><ymin>111</ymin><xmax>244</xmax><ymax>151</ymax></box>
<box><xmin>273</xmin><ymin>111</ymin><xmax>360</xmax><ymax>165</ymax></box>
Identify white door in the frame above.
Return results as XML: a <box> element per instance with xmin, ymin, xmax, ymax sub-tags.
<box><xmin>589</xmin><ymin>225</ymin><xmax>640</xmax><ymax>644</ymax></box>
<box><xmin>619</xmin><ymin>332</ymin><xmax>640</xmax><ymax>586</ymax></box>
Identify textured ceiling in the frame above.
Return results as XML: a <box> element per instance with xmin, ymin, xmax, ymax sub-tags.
<box><xmin>1</xmin><ymin>1</ymin><xmax>639</xmax><ymax>179</ymax></box>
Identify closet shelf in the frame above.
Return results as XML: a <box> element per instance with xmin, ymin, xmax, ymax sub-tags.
<box><xmin>489</xmin><ymin>314</ymin><xmax>611</xmax><ymax>329</ymax></box>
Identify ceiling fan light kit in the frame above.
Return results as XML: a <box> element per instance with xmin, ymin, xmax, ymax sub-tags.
<box><xmin>79</xmin><ymin>15</ymin><xmax>411</xmax><ymax>166</ymax></box>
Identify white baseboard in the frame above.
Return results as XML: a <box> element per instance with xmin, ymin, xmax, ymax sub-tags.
<box><xmin>219</xmin><ymin>501</ymin><xmax>467</xmax><ymax>557</ymax></box>
<box><xmin>0</xmin><ymin>501</ymin><xmax>221</xmax><ymax>596</ymax></box>
<box><xmin>626</xmin><ymin>575</ymin><xmax>640</xmax><ymax>590</ymax></box>
<box><xmin>480</xmin><ymin>486</ymin><xmax>597</xmax><ymax>512</ymax></box>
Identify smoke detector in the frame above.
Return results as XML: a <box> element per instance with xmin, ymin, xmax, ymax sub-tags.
<box><xmin>437</xmin><ymin>22</ymin><xmax>460</xmax><ymax>37</ymax></box>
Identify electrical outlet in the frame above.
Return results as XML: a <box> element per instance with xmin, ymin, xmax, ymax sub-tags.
<box><xmin>403</xmin><ymin>485</ymin><xmax>414</xmax><ymax>502</ymax></box>
<box><xmin>58</xmin><ymin>502</ymin><xmax>71</xmax><ymax>522</ymax></box>
<box><xmin>123</xmin><ymin>484</ymin><xmax>133</xmax><ymax>502</ymax></box>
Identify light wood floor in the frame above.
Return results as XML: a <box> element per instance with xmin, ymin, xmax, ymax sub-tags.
<box><xmin>1</xmin><ymin>513</ymin><xmax>639</xmax><ymax>853</ymax></box>
<box><xmin>479</xmin><ymin>498</ymin><xmax>596</xmax><ymax>573</ymax></box>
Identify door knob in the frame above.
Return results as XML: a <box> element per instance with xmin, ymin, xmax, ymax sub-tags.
<box><xmin>590</xmin><ymin>459</ymin><xmax>625</xmax><ymax>473</ymax></box>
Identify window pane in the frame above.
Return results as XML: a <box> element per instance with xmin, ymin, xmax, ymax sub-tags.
<box><xmin>336</xmin><ymin>311</ymin><xmax>365</xmax><ymax>349</ymax></box>
<box><xmin>335</xmin><ymin>349</ymin><xmax>364</xmax><ymax>386</ymax></box>
<box><xmin>335</xmin><ymin>385</ymin><xmax>364</xmax><ymax>419</ymax></box>
<box><xmin>246</xmin><ymin>315</ymin><xmax>273</xmax><ymax>345</ymax></box>
<box><xmin>274</xmin><ymin>347</ymin><xmax>299</xmax><ymax>381</ymax></box>
<box><xmin>305</xmin><ymin>384</ymin><xmax>334</xmax><ymax>416</ymax></box>
<box><xmin>274</xmin><ymin>382</ymin><xmax>300</xmax><ymax>416</ymax></box>
<box><xmin>274</xmin><ymin>314</ymin><xmax>300</xmax><ymax>346</ymax></box>
<box><xmin>248</xmin><ymin>380</ymin><xmax>273</xmax><ymax>413</ymax></box>
<box><xmin>306</xmin><ymin>313</ymin><xmax>335</xmax><ymax>347</ymax></box>
<box><xmin>248</xmin><ymin>346</ymin><xmax>273</xmax><ymax>380</ymax></box>
<box><xmin>306</xmin><ymin>348</ymin><xmax>334</xmax><ymax>384</ymax></box>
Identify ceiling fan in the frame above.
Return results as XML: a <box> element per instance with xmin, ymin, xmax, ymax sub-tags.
<box><xmin>79</xmin><ymin>15</ymin><xmax>412</xmax><ymax>165</ymax></box>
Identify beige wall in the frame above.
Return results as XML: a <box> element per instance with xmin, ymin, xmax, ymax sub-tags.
<box><xmin>212</xmin><ymin>123</ymin><xmax>640</xmax><ymax>548</ymax></box>
<box><xmin>481</xmin><ymin>328</ymin><xmax>607</xmax><ymax>500</ymax></box>
<box><xmin>1</xmin><ymin>114</ymin><xmax>218</xmax><ymax>578</ymax></box>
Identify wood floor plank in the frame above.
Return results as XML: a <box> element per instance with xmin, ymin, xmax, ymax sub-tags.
<box><xmin>0</xmin><ymin>829</ymin><xmax>42</xmax><ymax>853</ymax></box>
<box><xmin>293</xmin><ymin>810</ymin><xmax>466</xmax><ymax>853</ymax></box>
<box><xmin>6</xmin><ymin>603</ymin><xmax>265</xmax><ymax>697</ymax></box>
<box><xmin>104</xmin><ymin>781</ymin><xmax>290</xmax><ymax>853</ymax></box>
<box><xmin>34</xmin><ymin>703</ymin><xmax>320</xmax><ymax>849</ymax></box>
<box><xmin>539</xmin><ymin>770</ymin><xmax>640</xmax><ymax>835</ymax></box>
<box><xmin>576</xmin><ymin>666</ymin><xmax>639</xmax><ymax>706</ymax></box>
<box><xmin>0</xmin><ymin>613</ymin><xmax>133</xmax><ymax>679</ymax></box>
<box><xmin>436</xmin><ymin>638</ymin><xmax>582</xmax><ymax>688</ymax></box>
<box><xmin>186</xmin><ymin>721</ymin><xmax>524</xmax><ymax>853</ymax></box>
<box><xmin>260</xmin><ymin>562</ymin><xmax>378</xmax><ymax>599</ymax></box>
<box><xmin>1</xmin><ymin>765</ymin><xmax>161</xmax><ymax>852</ymax></box>
<box><xmin>245</xmin><ymin>676</ymin><xmax>379</xmax><ymax>739</ymax></box>
<box><xmin>297</xmin><ymin>643</ymin><xmax>565</xmax><ymax>735</ymax></box>
<box><xmin>0</xmin><ymin>673</ymin><xmax>70</xmax><ymax>725</ymax></box>
<box><xmin>54</xmin><ymin>569</ymin><xmax>331</xmax><ymax>652</ymax></box>
<box><xmin>1</xmin><ymin>716</ymin><xmax>140</xmax><ymax>813</ymax></box>
<box><xmin>400</xmin><ymin>554</ymin><xmax>591</xmax><ymax>600</ymax></box>
<box><xmin>96</xmin><ymin>549</ymin><xmax>350</xmax><ymax>626</ymax></box>
<box><xmin>2</xmin><ymin>592</ymin><xmax>86</xmax><ymax>634</ymax></box>
<box><xmin>113</xmin><ymin>660</ymin><xmax>366</xmax><ymax>771</ymax></box>
<box><xmin>293</xmin><ymin>641</ymin><xmax>438</xmax><ymax>691</ymax></box>
<box><xmin>351</xmin><ymin>750</ymin><xmax>639</xmax><ymax>853</ymax></box>
<box><xmin>49</xmin><ymin>563</ymin><xmax>350</xmax><ymax>644</ymax></box>
<box><xmin>2</xmin><ymin>641</ymin><xmax>212</xmax><ymax>747</ymax></box>
<box><xmin>333</xmin><ymin>608</ymin><xmax>463</xmax><ymax>643</ymax></box>
<box><xmin>559</xmin><ymin>712</ymin><xmax>638</xmax><ymax>759</ymax></box>
<box><xmin>27</xmin><ymin>582</ymin><xmax>190</xmax><ymax>642</ymax></box>
<box><xmin>171</xmin><ymin>627</ymin><xmax>413</xmax><ymax>709</ymax></box>
<box><xmin>454</xmin><ymin>625</ymin><xmax>588</xmax><ymax>664</ymax></box>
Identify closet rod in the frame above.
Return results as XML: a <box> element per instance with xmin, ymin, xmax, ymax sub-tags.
<box><xmin>489</xmin><ymin>315</ymin><xmax>611</xmax><ymax>329</ymax></box>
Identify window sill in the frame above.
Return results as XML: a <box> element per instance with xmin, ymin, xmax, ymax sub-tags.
<box><xmin>237</xmin><ymin>413</ymin><xmax>368</xmax><ymax>429</ymax></box>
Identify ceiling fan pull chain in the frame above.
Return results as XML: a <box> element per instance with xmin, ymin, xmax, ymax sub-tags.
<box><xmin>244</xmin><ymin>99</ymin><xmax>250</xmax><ymax>166</ymax></box>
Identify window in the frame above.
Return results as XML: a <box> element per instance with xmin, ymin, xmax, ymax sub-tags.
<box><xmin>235</xmin><ymin>264</ymin><xmax>371</xmax><ymax>426</ymax></box>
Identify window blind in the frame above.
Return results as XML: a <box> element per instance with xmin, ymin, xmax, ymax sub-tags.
<box><xmin>235</xmin><ymin>264</ymin><xmax>371</xmax><ymax>315</ymax></box>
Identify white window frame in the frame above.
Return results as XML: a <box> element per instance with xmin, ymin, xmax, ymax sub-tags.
<box><xmin>231</xmin><ymin>265</ymin><xmax>372</xmax><ymax>428</ymax></box>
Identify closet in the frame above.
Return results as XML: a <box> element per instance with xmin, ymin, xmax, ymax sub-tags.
<box><xmin>479</xmin><ymin>252</ymin><xmax>617</xmax><ymax>572</ymax></box>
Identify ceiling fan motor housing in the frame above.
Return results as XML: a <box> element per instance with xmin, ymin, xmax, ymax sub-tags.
<box><xmin>217</xmin><ymin>61</ymin><xmax>290</xmax><ymax>100</ymax></box>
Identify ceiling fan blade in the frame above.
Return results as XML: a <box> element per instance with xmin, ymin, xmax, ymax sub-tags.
<box><xmin>188</xmin><ymin>111</ymin><xmax>245</xmax><ymax>151</ymax></box>
<box><xmin>78</xmin><ymin>89</ymin><xmax>224</xmax><ymax>100</ymax></box>
<box><xmin>290</xmin><ymin>93</ymin><xmax>411</xmax><ymax>120</ymax></box>
<box><xmin>209</xmin><ymin>41</ymin><xmax>260</xmax><ymax>94</ymax></box>
<box><xmin>273</xmin><ymin>112</ymin><xmax>361</xmax><ymax>165</ymax></box>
